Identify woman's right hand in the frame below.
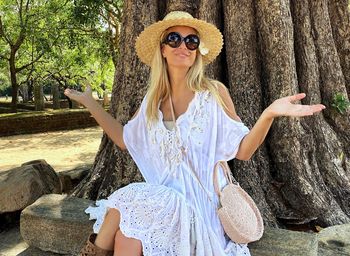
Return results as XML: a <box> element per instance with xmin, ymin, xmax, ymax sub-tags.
<box><xmin>64</xmin><ymin>85</ymin><xmax>93</xmax><ymax>106</ymax></box>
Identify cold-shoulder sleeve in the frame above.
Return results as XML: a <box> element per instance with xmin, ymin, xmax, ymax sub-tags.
<box><xmin>122</xmin><ymin>96</ymin><xmax>157</xmax><ymax>183</ymax></box>
<box><xmin>214</xmin><ymin>103</ymin><xmax>250</xmax><ymax>162</ymax></box>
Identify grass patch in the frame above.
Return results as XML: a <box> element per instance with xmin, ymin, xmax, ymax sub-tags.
<box><xmin>0</xmin><ymin>108</ymin><xmax>90</xmax><ymax>119</ymax></box>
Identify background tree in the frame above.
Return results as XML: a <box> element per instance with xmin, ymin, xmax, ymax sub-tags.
<box><xmin>0</xmin><ymin>0</ymin><xmax>69</xmax><ymax>110</ymax></box>
<box><xmin>72</xmin><ymin>0</ymin><xmax>350</xmax><ymax>228</ymax></box>
<box><xmin>72</xmin><ymin>0</ymin><xmax>123</xmax><ymax>68</ymax></box>
<box><xmin>0</xmin><ymin>0</ymin><xmax>116</xmax><ymax>111</ymax></box>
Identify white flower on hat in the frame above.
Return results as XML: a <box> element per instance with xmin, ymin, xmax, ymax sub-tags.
<box><xmin>198</xmin><ymin>42</ymin><xmax>209</xmax><ymax>56</ymax></box>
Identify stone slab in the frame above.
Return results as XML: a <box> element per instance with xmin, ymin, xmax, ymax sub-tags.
<box><xmin>317</xmin><ymin>224</ymin><xmax>350</xmax><ymax>256</ymax></box>
<box><xmin>20</xmin><ymin>194</ymin><xmax>94</xmax><ymax>255</ymax></box>
<box><xmin>249</xmin><ymin>227</ymin><xmax>318</xmax><ymax>256</ymax></box>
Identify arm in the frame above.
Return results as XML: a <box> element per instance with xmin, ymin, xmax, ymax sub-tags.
<box><xmin>218</xmin><ymin>86</ymin><xmax>326</xmax><ymax>161</ymax></box>
<box><xmin>64</xmin><ymin>86</ymin><xmax>127</xmax><ymax>150</ymax></box>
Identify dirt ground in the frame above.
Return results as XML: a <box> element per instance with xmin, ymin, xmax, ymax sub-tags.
<box><xmin>0</xmin><ymin>126</ymin><xmax>103</xmax><ymax>173</ymax></box>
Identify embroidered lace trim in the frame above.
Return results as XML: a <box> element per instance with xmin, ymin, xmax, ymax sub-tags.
<box><xmin>147</xmin><ymin>91</ymin><xmax>211</xmax><ymax>172</ymax></box>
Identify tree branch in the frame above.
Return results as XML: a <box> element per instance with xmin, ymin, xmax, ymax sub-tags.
<box><xmin>13</xmin><ymin>0</ymin><xmax>27</xmax><ymax>51</ymax></box>
<box><xmin>0</xmin><ymin>16</ymin><xmax>13</xmax><ymax>45</ymax></box>
<box><xmin>18</xmin><ymin>0</ymin><xmax>23</xmax><ymax>26</ymax></box>
<box><xmin>16</xmin><ymin>52</ymin><xmax>45</xmax><ymax>73</ymax></box>
<box><xmin>18</xmin><ymin>65</ymin><xmax>34</xmax><ymax>86</ymax></box>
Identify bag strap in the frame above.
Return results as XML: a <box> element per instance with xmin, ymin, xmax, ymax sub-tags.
<box><xmin>169</xmin><ymin>94</ymin><xmax>236</xmax><ymax>203</ymax></box>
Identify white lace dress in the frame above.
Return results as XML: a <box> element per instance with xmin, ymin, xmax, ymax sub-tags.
<box><xmin>86</xmin><ymin>90</ymin><xmax>252</xmax><ymax>256</ymax></box>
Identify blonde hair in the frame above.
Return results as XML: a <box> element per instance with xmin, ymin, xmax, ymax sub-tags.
<box><xmin>145</xmin><ymin>30</ymin><xmax>227</xmax><ymax>123</ymax></box>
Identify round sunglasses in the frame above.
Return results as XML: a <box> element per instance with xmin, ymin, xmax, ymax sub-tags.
<box><xmin>162</xmin><ymin>32</ymin><xmax>200</xmax><ymax>51</ymax></box>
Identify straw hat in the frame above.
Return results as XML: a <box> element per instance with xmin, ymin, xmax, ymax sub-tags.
<box><xmin>135</xmin><ymin>11</ymin><xmax>224</xmax><ymax>66</ymax></box>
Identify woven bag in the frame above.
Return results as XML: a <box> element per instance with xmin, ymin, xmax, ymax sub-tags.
<box><xmin>213</xmin><ymin>161</ymin><xmax>264</xmax><ymax>244</ymax></box>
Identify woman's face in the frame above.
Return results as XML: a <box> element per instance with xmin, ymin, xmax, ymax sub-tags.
<box><xmin>161</xmin><ymin>26</ymin><xmax>198</xmax><ymax>69</ymax></box>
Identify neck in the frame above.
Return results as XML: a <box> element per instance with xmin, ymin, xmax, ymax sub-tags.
<box><xmin>167</xmin><ymin>66</ymin><xmax>191</xmax><ymax>98</ymax></box>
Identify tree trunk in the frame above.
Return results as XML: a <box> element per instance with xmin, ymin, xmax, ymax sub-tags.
<box><xmin>72</xmin><ymin>0</ymin><xmax>350</xmax><ymax>228</ymax></box>
<box><xmin>9</xmin><ymin>52</ymin><xmax>18</xmax><ymax>111</ymax></box>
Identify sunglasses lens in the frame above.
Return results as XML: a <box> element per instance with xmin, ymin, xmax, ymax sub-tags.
<box><xmin>185</xmin><ymin>35</ymin><xmax>200</xmax><ymax>50</ymax></box>
<box><xmin>164</xmin><ymin>32</ymin><xmax>200</xmax><ymax>51</ymax></box>
<box><xmin>166</xmin><ymin>32</ymin><xmax>182</xmax><ymax>48</ymax></box>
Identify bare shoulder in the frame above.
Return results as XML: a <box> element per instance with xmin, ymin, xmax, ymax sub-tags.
<box><xmin>214</xmin><ymin>81</ymin><xmax>242</xmax><ymax>122</ymax></box>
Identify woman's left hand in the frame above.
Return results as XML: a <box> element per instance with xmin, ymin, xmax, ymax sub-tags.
<box><xmin>264</xmin><ymin>93</ymin><xmax>326</xmax><ymax>119</ymax></box>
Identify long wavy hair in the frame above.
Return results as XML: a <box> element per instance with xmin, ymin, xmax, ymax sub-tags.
<box><xmin>145</xmin><ymin>30</ymin><xmax>227</xmax><ymax>123</ymax></box>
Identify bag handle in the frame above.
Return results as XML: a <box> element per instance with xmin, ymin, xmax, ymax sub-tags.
<box><xmin>213</xmin><ymin>161</ymin><xmax>240</xmax><ymax>196</ymax></box>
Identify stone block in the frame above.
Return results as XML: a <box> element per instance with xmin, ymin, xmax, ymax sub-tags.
<box><xmin>0</xmin><ymin>160</ymin><xmax>61</xmax><ymax>213</ymax></box>
<box><xmin>20</xmin><ymin>194</ymin><xmax>94</xmax><ymax>255</ymax></box>
<box><xmin>317</xmin><ymin>224</ymin><xmax>350</xmax><ymax>256</ymax></box>
<box><xmin>249</xmin><ymin>227</ymin><xmax>318</xmax><ymax>256</ymax></box>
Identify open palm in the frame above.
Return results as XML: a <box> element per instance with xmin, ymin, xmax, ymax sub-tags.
<box><xmin>64</xmin><ymin>86</ymin><xmax>93</xmax><ymax>106</ymax></box>
<box><xmin>266</xmin><ymin>93</ymin><xmax>326</xmax><ymax>118</ymax></box>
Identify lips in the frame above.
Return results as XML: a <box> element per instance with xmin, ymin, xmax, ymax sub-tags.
<box><xmin>175</xmin><ymin>52</ymin><xmax>190</xmax><ymax>58</ymax></box>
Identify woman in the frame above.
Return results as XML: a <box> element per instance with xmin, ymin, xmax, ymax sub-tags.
<box><xmin>65</xmin><ymin>11</ymin><xmax>325</xmax><ymax>256</ymax></box>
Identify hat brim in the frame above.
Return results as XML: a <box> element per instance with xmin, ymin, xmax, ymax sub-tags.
<box><xmin>135</xmin><ymin>18</ymin><xmax>223</xmax><ymax>66</ymax></box>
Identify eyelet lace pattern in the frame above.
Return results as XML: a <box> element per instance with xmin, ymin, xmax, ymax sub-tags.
<box><xmin>85</xmin><ymin>183</ymin><xmax>251</xmax><ymax>256</ymax></box>
<box><xmin>87</xmin><ymin>183</ymin><xmax>191</xmax><ymax>255</ymax></box>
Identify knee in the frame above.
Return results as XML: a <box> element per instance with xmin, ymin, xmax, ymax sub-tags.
<box><xmin>115</xmin><ymin>230</ymin><xmax>142</xmax><ymax>254</ymax></box>
<box><xmin>104</xmin><ymin>208</ymin><xmax>121</xmax><ymax>224</ymax></box>
<box><xmin>106</xmin><ymin>208</ymin><xmax>120</xmax><ymax>218</ymax></box>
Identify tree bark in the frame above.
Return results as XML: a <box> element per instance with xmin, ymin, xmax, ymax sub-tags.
<box><xmin>9</xmin><ymin>50</ymin><xmax>18</xmax><ymax>111</ymax></box>
<box><xmin>222</xmin><ymin>0</ymin><xmax>278</xmax><ymax>227</ymax></box>
<box><xmin>72</xmin><ymin>0</ymin><xmax>350</xmax><ymax>228</ymax></box>
<box><xmin>291</xmin><ymin>0</ymin><xmax>350</xmax><ymax>225</ymax></box>
<box><xmin>328</xmin><ymin>0</ymin><xmax>350</xmax><ymax>99</ymax></box>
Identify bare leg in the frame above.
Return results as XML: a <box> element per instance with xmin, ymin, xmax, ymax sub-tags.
<box><xmin>114</xmin><ymin>230</ymin><xmax>142</xmax><ymax>256</ymax></box>
<box><xmin>94</xmin><ymin>208</ymin><xmax>121</xmax><ymax>250</ymax></box>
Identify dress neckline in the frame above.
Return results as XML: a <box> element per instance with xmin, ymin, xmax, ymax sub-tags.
<box><xmin>158</xmin><ymin>91</ymin><xmax>199</xmax><ymax>128</ymax></box>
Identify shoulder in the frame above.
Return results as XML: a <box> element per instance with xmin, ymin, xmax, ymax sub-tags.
<box><xmin>209</xmin><ymin>80</ymin><xmax>241</xmax><ymax>122</ymax></box>
<box><xmin>206</xmin><ymin>79</ymin><xmax>230</xmax><ymax>102</ymax></box>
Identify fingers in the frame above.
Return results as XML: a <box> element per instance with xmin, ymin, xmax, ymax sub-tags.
<box><xmin>294</xmin><ymin>104</ymin><xmax>326</xmax><ymax>117</ymax></box>
<box><xmin>64</xmin><ymin>88</ymin><xmax>75</xmax><ymax>96</ymax></box>
<box><xmin>63</xmin><ymin>89</ymin><xmax>71</xmax><ymax>96</ymax></box>
<box><xmin>288</xmin><ymin>93</ymin><xmax>306</xmax><ymax>102</ymax></box>
<box><xmin>310</xmin><ymin>104</ymin><xmax>326</xmax><ymax>113</ymax></box>
<box><xmin>287</xmin><ymin>93</ymin><xmax>326</xmax><ymax>112</ymax></box>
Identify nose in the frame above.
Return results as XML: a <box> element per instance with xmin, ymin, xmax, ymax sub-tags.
<box><xmin>178</xmin><ymin>40</ymin><xmax>187</xmax><ymax>49</ymax></box>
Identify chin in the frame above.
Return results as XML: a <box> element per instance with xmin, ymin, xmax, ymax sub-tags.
<box><xmin>168</xmin><ymin>61</ymin><xmax>195</xmax><ymax>69</ymax></box>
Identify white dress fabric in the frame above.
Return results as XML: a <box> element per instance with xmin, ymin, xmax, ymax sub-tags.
<box><xmin>86</xmin><ymin>90</ymin><xmax>251</xmax><ymax>256</ymax></box>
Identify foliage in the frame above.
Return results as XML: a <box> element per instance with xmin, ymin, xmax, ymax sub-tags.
<box><xmin>331</xmin><ymin>92</ymin><xmax>350</xmax><ymax>114</ymax></box>
<box><xmin>72</xmin><ymin>0</ymin><xmax>123</xmax><ymax>67</ymax></box>
<box><xmin>0</xmin><ymin>0</ymin><xmax>119</xmax><ymax>104</ymax></box>
<box><xmin>0</xmin><ymin>71</ymin><xmax>10</xmax><ymax>95</ymax></box>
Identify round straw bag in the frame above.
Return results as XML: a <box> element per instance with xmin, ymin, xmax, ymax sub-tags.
<box><xmin>213</xmin><ymin>162</ymin><xmax>264</xmax><ymax>244</ymax></box>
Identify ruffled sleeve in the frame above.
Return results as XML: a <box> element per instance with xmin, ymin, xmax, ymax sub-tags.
<box><xmin>214</xmin><ymin>103</ymin><xmax>250</xmax><ymax>162</ymax></box>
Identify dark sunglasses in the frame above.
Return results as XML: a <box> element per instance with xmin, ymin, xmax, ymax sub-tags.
<box><xmin>162</xmin><ymin>32</ymin><xmax>200</xmax><ymax>51</ymax></box>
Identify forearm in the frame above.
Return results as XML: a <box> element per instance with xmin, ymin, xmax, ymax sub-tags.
<box><xmin>84</xmin><ymin>99</ymin><xmax>126</xmax><ymax>150</ymax></box>
<box><xmin>236</xmin><ymin>110</ymin><xmax>274</xmax><ymax>160</ymax></box>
